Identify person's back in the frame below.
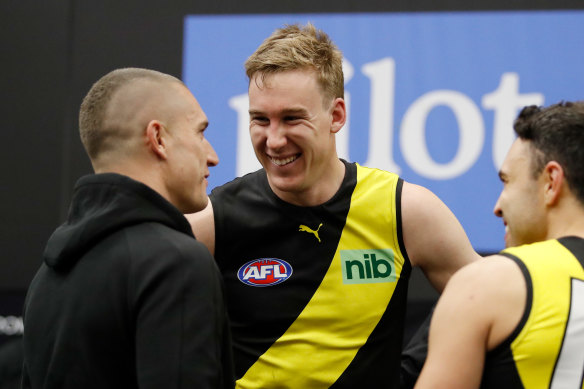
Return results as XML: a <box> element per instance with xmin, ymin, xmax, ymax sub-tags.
<box><xmin>22</xmin><ymin>68</ymin><xmax>233</xmax><ymax>388</ymax></box>
<box><xmin>482</xmin><ymin>237</ymin><xmax>584</xmax><ymax>388</ymax></box>
<box><xmin>23</xmin><ymin>174</ymin><xmax>230</xmax><ymax>388</ymax></box>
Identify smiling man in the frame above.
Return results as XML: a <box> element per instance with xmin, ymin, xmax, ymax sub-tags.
<box><xmin>188</xmin><ymin>23</ymin><xmax>481</xmax><ymax>388</ymax></box>
<box><xmin>415</xmin><ymin>102</ymin><xmax>584</xmax><ymax>389</ymax></box>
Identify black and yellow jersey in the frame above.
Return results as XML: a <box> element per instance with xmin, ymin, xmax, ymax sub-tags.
<box><xmin>210</xmin><ymin>160</ymin><xmax>411</xmax><ymax>388</ymax></box>
<box><xmin>483</xmin><ymin>237</ymin><xmax>584</xmax><ymax>389</ymax></box>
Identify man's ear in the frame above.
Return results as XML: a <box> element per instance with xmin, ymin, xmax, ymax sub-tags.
<box><xmin>146</xmin><ymin>120</ymin><xmax>168</xmax><ymax>160</ymax></box>
<box><xmin>330</xmin><ymin>97</ymin><xmax>347</xmax><ymax>134</ymax></box>
<box><xmin>543</xmin><ymin>161</ymin><xmax>564</xmax><ymax>206</ymax></box>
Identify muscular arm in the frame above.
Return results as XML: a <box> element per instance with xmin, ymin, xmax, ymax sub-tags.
<box><xmin>401</xmin><ymin>182</ymin><xmax>481</xmax><ymax>292</ymax></box>
<box><xmin>185</xmin><ymin>198</ymin><xmax>216</xmax><ymax>255</ymax></box>
<box><xmin>414</xmin><ymin>256</ymin><xmax>526</xmax><ymax>389</ymax></box>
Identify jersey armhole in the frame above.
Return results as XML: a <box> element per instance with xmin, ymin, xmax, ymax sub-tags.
<box><xmin>396</xmin><ymin>177</ymin><xmax>412</xmax><ymax>271</ymax></box>
<box><xmin>558</xmin><ymin>236</ymin><xmax>584</xmax><ymax>271</ymax></box>
<box><xmin>487</xmin><ymin>252</ymin><xmax>533</xmax><ymax>356</ymax></box>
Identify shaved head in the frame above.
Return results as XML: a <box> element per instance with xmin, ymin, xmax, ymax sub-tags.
<box><xmin>76</xmin><ymin>67</ymin><xmax>216</xmax><ymax>213</ymax></box>
<box><xmin>79</xmin><ymin>68</ymin><xmax>184</xmax><ymax>165</ymax></box>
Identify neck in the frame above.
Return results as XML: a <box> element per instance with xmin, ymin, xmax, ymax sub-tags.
<box><xmin>94</xmin><ymin>160</ymin><xmax>167</xmax><ymax>202</ymax></box>
<box><xmin>546</xmin><ymin>197</ymin><xmax>584</xmax><ymax>240</ymax></box>
<box><xmin>272</xmin><ymin>158</ymin><xmax>346</xmax><ymax>207</ymax></box>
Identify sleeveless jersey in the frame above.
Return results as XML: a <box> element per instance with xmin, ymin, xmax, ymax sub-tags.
<box><xmin>210</xmin><ymin>161</ymin><xmax>411</xmax><ymax>389</ymax></box>
<box><xmin>482</xmin><ymin>237</ymin><xmax>584</xmax><ymax>389</ymax></box>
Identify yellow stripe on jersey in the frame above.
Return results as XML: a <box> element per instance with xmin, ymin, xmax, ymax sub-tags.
<box><xmin>237</xmin><ymin>164</ymin><xmax>407</xmax><ymax>389</ymax></box>
<box><xmin>503</xmin><ymin>240</ymin><xmax>584</xmax><ymax>388</ymax></box>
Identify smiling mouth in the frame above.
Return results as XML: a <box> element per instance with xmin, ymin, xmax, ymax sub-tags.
<box><xmin>269</xmin><ymin>154</ymin><xmax>300</xmax><ymax>166</ymax></box>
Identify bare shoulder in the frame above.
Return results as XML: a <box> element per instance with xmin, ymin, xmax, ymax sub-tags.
<box><xmin>401</xmin><ymin>181</ymin><xmax>480</xmax><ymax>291</ymax></box>
<box><xmin>415</xmin><ymin>255</ymin><xmax>524</xmax><ymax>388</ymax></box>
<box><xmin>401</xmin><ymin>181</ymin><xmax>468</xmax><ymax>232</ymax></box>
<box><xmin>401</xmin><ymin>181</ymin><xmax>439</xmax><ymax>214</ymax></box>
<box><xmin>443</xmin><ymin>254</ymin><xmax>527</xmax><ymax>349</ymax></box>
<box><xmin>447</xmin><ymin>255</ymin><xmax>524</xmax><ymax>298</ymax></box>
<box><xmin>184</xmin><ymin>199</ymin><xmax>215</xmax><ymax>255</ymax></box>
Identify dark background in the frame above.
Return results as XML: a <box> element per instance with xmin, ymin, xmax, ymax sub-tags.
<box><xmin>2</xmin><ymin>1</ymin><xmax>583</xmax><ymax>350</ymax></box>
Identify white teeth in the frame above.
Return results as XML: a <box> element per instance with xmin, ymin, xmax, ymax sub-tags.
<box><xmin>271</xmin><ymin>155</ymin><xmax>298</xmax><ymax>166</ymax></box>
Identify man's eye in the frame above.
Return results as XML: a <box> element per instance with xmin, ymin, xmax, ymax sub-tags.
<box><xmin>251</xmin><ymin>116</ymin><xmax>268</xmax><ymax>123</ymax></box>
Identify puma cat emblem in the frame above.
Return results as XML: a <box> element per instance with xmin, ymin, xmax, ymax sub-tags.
<box><xmin>299</xmin><ymin>223</ymin><xmax>323</xmax><ymax>242</ymax></box>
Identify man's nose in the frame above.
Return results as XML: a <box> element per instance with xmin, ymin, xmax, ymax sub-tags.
<box><xmin>266</xmin><ymin>124</ymin><xmax>287</xmax><ymax>150</ymax></box>
<box><xmin>205</xmin><ymin>139</ymin><xmax>219</xmax><ymax>167</ymax></box>
<box><xmin>493</xmin><ymin>196</ymin><xmax>503</xmax><ymax>218</ymax></box>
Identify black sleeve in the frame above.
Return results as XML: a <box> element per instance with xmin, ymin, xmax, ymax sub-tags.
<box><xmin>400</xmin><ymin>307</ymin><xmax>433</xmax><ymax>389</ymax></box>
<box><xmin>130</xmin><ymin>234</ymin><xmax>234</xmax><ymax>389</ymax></box>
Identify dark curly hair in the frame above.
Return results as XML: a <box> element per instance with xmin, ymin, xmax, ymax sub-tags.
<box><xmin>514</xmin><ymin>101</ymin><xmax>584</xmax><ymax>204</ymax></box>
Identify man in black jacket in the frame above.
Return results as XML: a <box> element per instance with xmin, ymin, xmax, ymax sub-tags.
<box><xmin>22</xmin><ymin>68</ymin><xmax>234</xmax><ymax>388</ymax></box>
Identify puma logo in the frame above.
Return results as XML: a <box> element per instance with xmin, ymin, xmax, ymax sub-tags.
<box><xmin>299</xmin><ymin>223</ymin><xmax>323</xmax><ymax>243</ymax></box>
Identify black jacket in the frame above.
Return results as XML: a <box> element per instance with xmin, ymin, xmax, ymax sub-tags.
<box><xmin>22</xmin><ymin>173</ymin><xmax>234</xmax><ymax>388</ymax></box>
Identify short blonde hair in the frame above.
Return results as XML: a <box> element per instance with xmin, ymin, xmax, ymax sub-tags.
<box><xmin>245</xmin><ymin>23</ymin><xmax>344</xmax><ymax>104</ymax></box>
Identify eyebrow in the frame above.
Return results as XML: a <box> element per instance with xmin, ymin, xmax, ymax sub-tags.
<box><xmin>249</xmin><ymin>108</ymin><xmax>309</xmax><ymax>116</ymax></box>
<box><xmin>248</xmin><ymin>110</ymin><xmax>264</xmax><ymax>117</ymax></box>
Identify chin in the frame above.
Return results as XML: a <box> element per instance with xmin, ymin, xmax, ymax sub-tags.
<box><xmin>180</xmin><ymin>197</ymin><xmax>207</xmax><ymax>214</ymax></box>
<box><xmin>270</xmin><ymin>177</ymin><xmax>303</xmax><ymax>193</ymax></box>
<box><xmin>192</xmin><ymin>200</ymin><xmax>208</xmax><ymax>213</ymax></box>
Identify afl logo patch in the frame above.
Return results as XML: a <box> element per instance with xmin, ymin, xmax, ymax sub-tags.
<box><xmin>237</xmin><ymin>258</ymin><xmax>293</xmax><ymax>287</ymax></box>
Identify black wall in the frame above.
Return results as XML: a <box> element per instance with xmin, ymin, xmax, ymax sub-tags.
<box><xmin>2</xmin><ymin>1</ymin><xmax>583</xmax><ymax>345</ymax></box>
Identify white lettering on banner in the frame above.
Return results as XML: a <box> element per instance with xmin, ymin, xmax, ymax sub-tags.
<box><xmin>229</xmin><ymin>94</ymin><xmax>260</xmax><ymax>177</ymax></box>
<box><xmin>336</xmin><ymin>59</ymin><xmax>354</xmax><ymax>161</ymax></box>
<box><xmin>0</xmin><ymin>316</ymin><xmax>24</xmax><ymax>336</ymax></box>
<box><xmin>362</xmin><ymin>58</ymin><xmax>401</xmax><ymax>174</ymax></box>
<box><xmin>482</xmin><ymin>72</ymin><xmax>544</xmax><ymax>170</ymax></box>
<box><xmin>401</xmin><ymin>90</ymin><xmax>484</xmax><ymax>180</ymax></box>
<box><xmin>229</xmin><ymin>57</ymin><xmax>544</xmax><ymax>180</ymax></box>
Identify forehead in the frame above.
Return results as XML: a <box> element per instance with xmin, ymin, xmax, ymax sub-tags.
<box><xmin>250</xmin><ymin>69</ymin><xmax>322</xmax><ymax>94</ymax></box>
<box><xmin>168</xmin><ymin>83</ymin><xmax>207</xmax><ymax>122</ymax></box>
<box><xmin>501</xmin><ymin>138</ymin><xmax>532</xmax><ymax>175</ymax></box>
<box><xmin>248</xmin><ymin>69</ymin><xmax>328</xmax><ymax>109</ymax></box>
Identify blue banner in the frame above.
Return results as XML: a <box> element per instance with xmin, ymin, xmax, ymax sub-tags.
<box><xmin>183</xmin><ymin>11</ymin><xmax>584</xmax><ymax>253</ymax></box>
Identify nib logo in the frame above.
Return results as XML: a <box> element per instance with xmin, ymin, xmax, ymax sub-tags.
<box><xmin>340</xmin><ymin>249</ymin><xmax>397</xmax><ymax>284</ymax></box>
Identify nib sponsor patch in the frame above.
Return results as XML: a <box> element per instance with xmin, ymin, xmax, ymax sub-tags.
<box><xmin>238</xmin><ymin>258</ymin><xmax>293</xmax><ymax>287</ymax></box>
<box><xmin>340</xmin><ymin>249</ymin><xmax>397</xmax><ymax>284</ymax></box>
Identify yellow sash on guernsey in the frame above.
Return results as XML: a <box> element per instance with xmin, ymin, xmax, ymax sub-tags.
<box><xmin>237</xmin><ymin>165</ymin><xmax>406</xmax><ymax>388</ymax></box>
